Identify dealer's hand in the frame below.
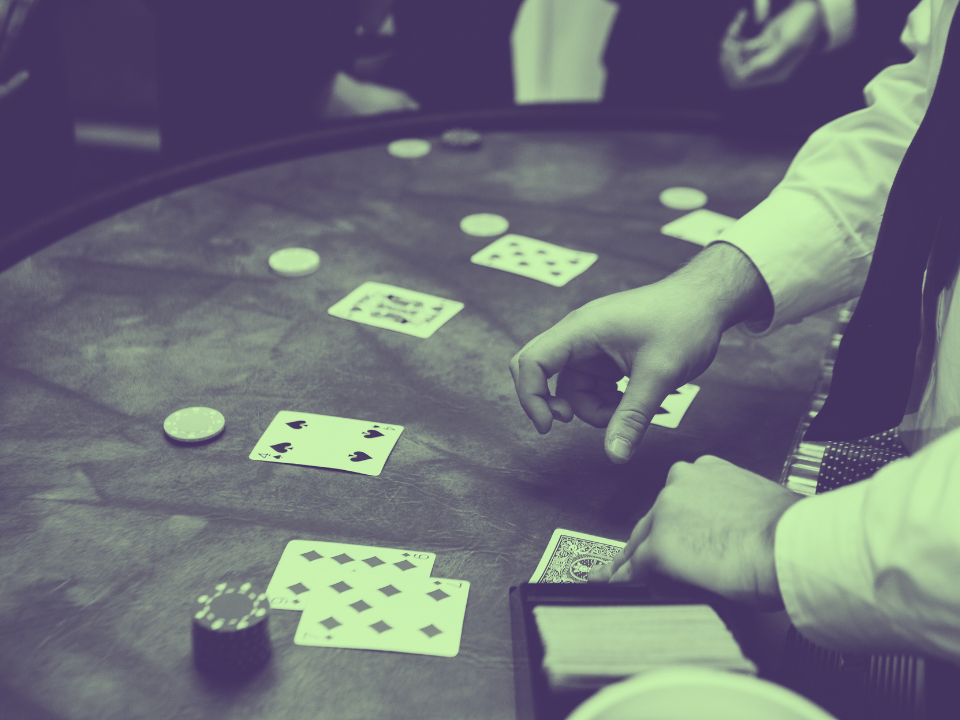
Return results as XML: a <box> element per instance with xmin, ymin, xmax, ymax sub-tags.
<box><xmin>509</xmin><ymin>243</ymin><xmax>773</xmax><ymax>464</ymax></box>
<box><xmin>588</xmin><ymin>455</ymin><xmax>804</xmax><ymax>610</ymax></box>
<box><xmin>720</xmin><ymin>0</ymin><xmax>825</xmax><ymax>90</ymax></box>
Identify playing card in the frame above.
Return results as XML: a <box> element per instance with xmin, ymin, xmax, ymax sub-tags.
<box><xmin>295</xmin><ymin>572</ymin><xmax>470</xmax><ymax>657</ymax></box>
<box><xmin>530</xmin><ymin>528</ymin><xmax>626</xmax><ymax>583</ymax></box>
<box><xmin>328</xmin><ymin>282</ymin><xmax>463</xmax><ymax>339</ymax></box>
<box><xmin>616</xmin><ymin>378</ymin><xmax>700</xmax><ymax>429</ymax></box>
<box><xmin>655</xmin><ymin>383</ymin><xmax>701</xmax><ymax>429</ymax></box>
<box><xmin>249</xmin><ymin>411</ymin><xmax>404</xmax><ymax>476</ymax></box>
<box><xmin>660</xmin><ymin>209</ymin><xmax>737</xmax><ymax>246</ymax></box>
<box><xmin>266</xmin><ymin>539</ymin><xmax>436</xmax><ymax>611</ymax></box>
<box><xmin>470</xmin><ymin>234</ymin><xmax>598</xmax><ymax>287</ymax></box>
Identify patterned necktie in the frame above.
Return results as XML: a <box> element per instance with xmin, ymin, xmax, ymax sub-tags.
<box><xmin>805</xmin><ymin>6</ymin><xmax>960</xmax><ymax>442</ymax></box>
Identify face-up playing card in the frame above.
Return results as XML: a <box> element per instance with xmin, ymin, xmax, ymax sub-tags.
<box><xmin>660</xmin><ymin>209</ymin><xmax>737</xmax><ymax>246</ymax></box>
<box><xmin>266</xmin><ymin>539</ymin><xmax>436</xmax><ymax>611</ymax></box>
<box><xmin>249</xmin><ymin>411</ymin><xmax>403</xmax><ymax>476</ymax></box>
<box><xmin>530</xmin><ymin>528</ymin><xmax>626</xmax><ymax>583</ymax></box>
<box><xmin>328</xmin><ymin>282</ymin><xmax>463</xmax><ymax>339</ymax></box>
<box><xmin>295</xmin><ymin>572</ymin><xmax>470</xmax><ymax>657</ymax></box>
<box><xmin>470</xmin><ymin>234</ymin><xmax>598</xmax><ymax>287</ymax></box>
<box><xmin>616</xmin><ymin>378</ymin><xmax>700</xmax><ymax>429</ymax></box>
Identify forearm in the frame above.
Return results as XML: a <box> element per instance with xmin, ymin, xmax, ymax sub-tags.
<box><xmin>670</xmin><ymin>242</ymin><xmax>774</xmax><ymax>331</ymax></box>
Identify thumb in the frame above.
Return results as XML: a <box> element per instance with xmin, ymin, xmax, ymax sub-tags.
<box><xmin>604</xmin><ymin>371</ymin><xmax>675</xmax><ymax>464</ymax></box>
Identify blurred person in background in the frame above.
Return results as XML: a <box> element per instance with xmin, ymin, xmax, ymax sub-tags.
<box><xmin>145</xmin><ymin>0</ymin><xmax>418</xmax><ymax>163</ymax></box>
<box><xmin>0</xmin><ymin>0</ymin><xmax>72</xmax><ymax>236</ymax></box>
<box><xmin>604</xmin><ymin>0</ymin><xmax>918</xmax><ymax>132</ymax></box>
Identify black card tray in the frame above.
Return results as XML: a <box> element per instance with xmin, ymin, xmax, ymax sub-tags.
<box><xmin>509</xmin><ymin>582</ymin><xmax>758</xmax><ymax>720</ymax></box>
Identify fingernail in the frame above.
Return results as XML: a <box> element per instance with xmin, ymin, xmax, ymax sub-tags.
<box><xmin>552</xmin><ymin>408</ymin><xmax>563</xmax><ymax>420</ymax></box>
<box><xmin>610</xmin><ymin>436</ymin><xmax>632</xmax><ymax>461</ymax></box>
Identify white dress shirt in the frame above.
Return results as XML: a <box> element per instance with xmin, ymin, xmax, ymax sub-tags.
<box><xmin>716</xmin><ymin>0</ymin><xmax>960</xmax><ymax>664</ymax></box>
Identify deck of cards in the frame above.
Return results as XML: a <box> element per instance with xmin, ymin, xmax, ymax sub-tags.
<box><xmin>534</xmin><ymin>604</ymin><xmax>757</xmax><ymax>690</ymax></box>
<box><xmin>268</xmin><ymin>539</ymin><xmax>470</xmax><ymax>658</ymax></box>
<box><xmin>530</xmin><ymin>529</ymin><xmax>627</xmax><ymax>584</ymax></box>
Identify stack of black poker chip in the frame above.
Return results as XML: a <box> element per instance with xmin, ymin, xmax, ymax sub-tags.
<box><xmin>440</xmin><ymin>128</ymin><xmax>482</xmax><ymax>151</ymax></box>
<box><xmin>192</xmin><ymin>580</ymin><xmax>271</xmax><ymax>681</ymax></box>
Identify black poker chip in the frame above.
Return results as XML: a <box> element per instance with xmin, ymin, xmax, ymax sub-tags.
<box><xmin>191</xmin><ymin>580</ymin><xmax>271</xmax><ymax>681</ymax></box>
<box><xmin>440</xmin><ymin>128</ymin><xmax>482</xmax><ymax>150</ymax></box>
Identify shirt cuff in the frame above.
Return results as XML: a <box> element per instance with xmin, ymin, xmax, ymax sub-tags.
<box><xmin>709</xmin><ymin>188</ymin><xmax>871</xmax><ymax>336</ymax></box>
<box><xmin>816</xmin><ymin>0</ymin><xmax>857</xmax><ymax>52</ymax></box>
<box><xmin>775</xmin><ymin>479</ymin><xmax>912</xmax><ymax>654</ymax></box>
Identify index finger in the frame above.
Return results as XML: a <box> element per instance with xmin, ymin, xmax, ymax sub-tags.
<box><xmin>509</xmin><ymin>333</ymin><xmax>572</xmax><ymax>434</ymax></box>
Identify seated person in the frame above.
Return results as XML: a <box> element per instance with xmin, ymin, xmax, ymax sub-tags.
<box><xmin>604</xmin><ymin>0</ymin><xmax>917</xmax><ymax>133</ymax></box>
<box><xmin>146</xmin><ymin>0</ymin><xmax>417</xmax><ymax>162</ymax></box>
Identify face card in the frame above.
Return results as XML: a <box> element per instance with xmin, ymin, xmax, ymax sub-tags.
<box><xmin>249</xmin><ymin>411</ymin><xmax>404</xmax><ymax>476</ymax></box>
<box><xmin>530</xmin><ymin>528</ymin><xmax>626</xmax><ymax>583</ymax></box>
<box><xmin>470</xmin><ymin>234</ymin><xmax>598</xmax><ymax>287</ymax></box>
<box><xmin>616</xmin><ymin>378</ymin><xmax>700</xmax><ymax>429</ymax></box>
<box><xmin>266</xmin><ymin>539</ymin><xmax>437</xmax><ymax>611</ymax></box>
<box><xmin>328</xmin><ymin>282</ymin><xmax>464</xmax><ymax>339</ymax></box>
<box><xmin>295</xmin><ymin>572</ymin><xmax>470</xmax><ymax>658</ymax></box>
<box><xmin>660</xmin><ymin>209</ymin><xmax>737</xmax><ymax>246</ymax></box>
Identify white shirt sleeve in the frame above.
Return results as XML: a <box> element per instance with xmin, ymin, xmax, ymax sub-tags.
<box><xmin>775</xmin><ymin>426</ymin><xmax>960</xmax><ymax>662</ymax></box>
<box><xmin>712</xmin><ymin>0</ymin><xmax>942</xmax><ymax>337</ymax></box>
<box><xmin>817</xmin><ymin>0</ymin><xmax>857</xmax><ymax>52</ymax></box>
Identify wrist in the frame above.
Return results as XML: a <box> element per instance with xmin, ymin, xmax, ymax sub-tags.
<box><xmin>671</xmin><ymin>242</ymin><xmax>773</xmax><ymax>331</ymax></box>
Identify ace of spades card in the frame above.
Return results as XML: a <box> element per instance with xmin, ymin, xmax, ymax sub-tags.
<box><xmin>295</xmin><ymin>571</ymin><xmax>470</xmax><ymax>657</ymax></box>
<box><xmin>266</xmin><ymin>539</ymin><xmax>437</xmax><ymax>611</ymax></box>
<box><xmin>470</xmin><ymin>234</ymin><xmax>598</xmax><ymax>287</ymax></box>
<box><xmin>327</xmin><ymin>282</ymin><xmax>464</xmax><ymax>339</ymax></box>
<box><xmin>249</xmin><ymin>411</ymin><xmax>403</xmax><ymax>476</ymax></box>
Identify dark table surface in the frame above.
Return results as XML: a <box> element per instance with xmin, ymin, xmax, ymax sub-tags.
<box><xmin>0</xmin><ymin>114</ymin><xmax>839</xmax><ymax>720</ymax></box>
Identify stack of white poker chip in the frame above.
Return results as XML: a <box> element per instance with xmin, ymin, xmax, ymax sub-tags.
<box><xmin>192</xmin><ymin>580</ymin><xmax>271</xmax><ymax>680</ymax></box>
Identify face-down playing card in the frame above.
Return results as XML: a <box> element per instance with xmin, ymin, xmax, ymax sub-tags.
<box><xmin>249</xmin><ymin>411</ymin><xmax>403</xmax><ymax>476</ymax></box>
<box><xmin>530</xmin><ymin>529</ymin><xmax>626</xmax><ymax>583</ymax></box>
<box><xmin>470</xmin><ymin>234</ymin><xmax>598</xmax><ymax>287</ymax></box>
<box><xmin>616</xmin><ymin>378</ymin><xmax>700</xmax><ymax>429</ymax></box>
<box><xmin>266</xmin><ymin>539</ymin><xmax>437</xmax><ymax>611</ymax></box>
<box><xmin>328</xmin><ymin>282</ymin><xmax>464</xmax><ymax>338</ymax></box>
<box><xmin>660</xmin><ymin>209</ymin><xmax>737</xmax><ymax>246</ymax></box>
<box><xmin>295</xmin><ymin>572</ymin><xmax>470</xmax><ymax>657</ymax></box>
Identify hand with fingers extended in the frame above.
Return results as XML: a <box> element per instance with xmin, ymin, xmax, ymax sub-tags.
<box><xmin>509</xmin><ymin>242</ymin><xmax>773</xmax><ymax>464</ymax></box>
<box><xmin>588</xmin><ymin>455</ymin><xmax>805</xmax><ymax>610</ymax></box>
<box><xmin>720</xmin><ymin>0</ymin><xmax>825</xmax><ymax>91</ymax></box>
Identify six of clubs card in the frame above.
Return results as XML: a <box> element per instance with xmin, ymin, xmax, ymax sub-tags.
<box><xmin>470</xmin><ymin>234</ymin><xmax>598</xmax><ymax>287</ymax></box>
<box><xmin>249</xmin><ymin>411</ymin><xmax>403</xmax><ymax>476</ymax></box>
<box><xmin>328</xmin><ymin>282</ymin><xmax>464</xmax><ymax>339</ymax></box>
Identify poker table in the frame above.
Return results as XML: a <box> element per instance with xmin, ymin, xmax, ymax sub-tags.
<box><xmin>0</xmin><ymin>107</ymin><xmax>838</xmax><ymax>720</ymax></box>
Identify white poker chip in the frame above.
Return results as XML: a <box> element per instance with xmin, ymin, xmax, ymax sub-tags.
<box><xmin>460</xmin><ymin>213</ymin><xmax>510</xmax><ymax>237</ymax></box>
<box><xmin>659</xmin><ymin>187</ymin><xmax>708</xmax><ymax>210</ymax></box>
<box><xmin>268</xmin><ymin>248</ymin><xmax>321</xmax><ymax>278</ymax></box>
<box><xmin>387</xmin><ymin>138</ymin><xmax>431</xmax><ymax>159</ymax></box>
<box><xmin>164</xmin><ymin>407</ymin><xmax>225</xmax><ymax>443</ymax></box>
